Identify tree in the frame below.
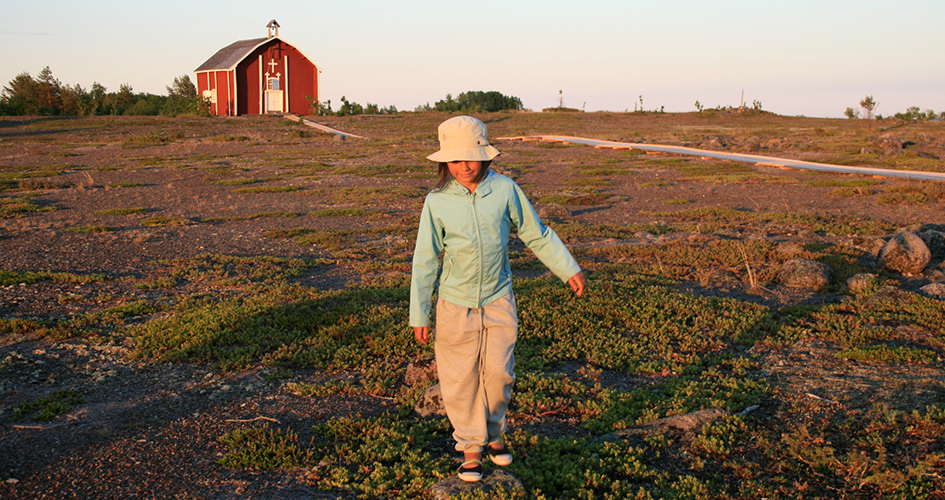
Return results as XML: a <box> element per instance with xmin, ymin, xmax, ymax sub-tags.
<box><xmin>859</xmin><ymin>95</ymin><xmax>877</xmax><ymax>135</ymax></box>
<box><xmin>166</xmin><ymin>75</ymin><xmax>196</xmax><ymax>99</ymax></box>
<box><xmin>1</xmin><ymin>67</ymin><xmax>63</xmax><ymax>115</ymax></box>
<box><xmin>844</xmin><ymin>107</ymin><xmax>859</xmax><ymax>119</ymax></box>
<box><xmin>433</xmin><ymin>91</ymin><xmax>523</xmax><ymax>113</ymax></box>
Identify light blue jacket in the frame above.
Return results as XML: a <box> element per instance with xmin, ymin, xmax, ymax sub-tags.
<box><xmin>409</xmin><ymin>171</ymin><xmax>581</xmax><ymax>327</ymax></box>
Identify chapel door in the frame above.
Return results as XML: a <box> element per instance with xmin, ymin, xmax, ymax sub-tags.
<box><xmin>265</xmin><ymin>77</ymin><xmax>283</xmax><ymax>113</ymax></box>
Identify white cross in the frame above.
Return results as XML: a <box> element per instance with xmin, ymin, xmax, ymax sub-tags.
<box><xmin>268</xmin><ymin>59</ymin><xmax>278</xmax><ymax>73</ymax></box>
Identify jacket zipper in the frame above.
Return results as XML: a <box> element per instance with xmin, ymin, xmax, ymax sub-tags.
<box><xmin>471</xmin><ymin>193</ymin><xmax>484</xmax><ymax>306</ymax></box>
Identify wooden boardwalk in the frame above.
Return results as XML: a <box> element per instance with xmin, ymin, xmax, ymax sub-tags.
<box><xmin>497</xmin><ymin>135</ymin><xmax>945</xmax><ymax>182</ymax></box>
<box><xmin>282</xmin><ymin>114</ymin><xmax>369</xmax><ymax>139</ymax></box>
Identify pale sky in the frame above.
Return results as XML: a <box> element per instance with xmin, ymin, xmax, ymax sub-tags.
<box><xmin>2</xmin><ymin>0</ymin><xmax>943</xmax><ymax>118</ymax></box>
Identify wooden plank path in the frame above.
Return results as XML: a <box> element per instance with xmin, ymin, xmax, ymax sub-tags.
<box><xmin>497</xmin><ymin>135</ymin><xmax>945</xmax><ymax>182</ymax></box>
<box><xmin>282</xmin><ymin>114</ymin><xmax>369</xmax><ymax>139</ymax></box>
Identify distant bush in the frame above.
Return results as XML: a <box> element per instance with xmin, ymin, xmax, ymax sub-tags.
<box><xmin>893</xmin><ymin>106</ymin><xmax>942</xmax><ymax>122</ymax></box>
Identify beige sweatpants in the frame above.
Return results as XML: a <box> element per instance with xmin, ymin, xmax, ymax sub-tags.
<box><xmin>434</xmin><ymin>292</ymin><xmax>517</xmax><ymax>453</ymax></box>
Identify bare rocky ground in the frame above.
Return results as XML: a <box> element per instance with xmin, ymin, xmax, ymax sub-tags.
<box><xmin>0</xmin><ymin>112</ymin><xmax>943</xmax><ymax>499</ymax></box>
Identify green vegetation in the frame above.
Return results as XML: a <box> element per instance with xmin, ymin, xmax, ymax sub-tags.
<box><xmin>64</xmin><ymin>225</ymin><xmax>112</xmax><ymax>233</ymax></box>
<box><xmin>876</xmin><ymin>183</ymin><xmax>945</xmax><ymax>206</ymax></box>
<box><xmin>94</xmin><ymin>207</ymin><xmax>146</xmax><ymax>215</ymax></box>
<box><xmin>0</xmin><ymin>270</ymin><xmax>109</xmax><ymax>286</ymax></box>
<box><xmin>140</xmin><ymin>216</ymin><xmax>189</xmax><ymax>227</ymax></box>
<box><xmin>212</xmin><ymin>178</ymin><xmax>258</xmax><ymax>186</ymax></box>
<box><xmin>12</xmin><ymin>389</ymin><xmax>85</xmax><ymax>421</ymax></box>
<box><xmin>649</xmin><ymin>207</ymin><xmax>895</xmax><ymax>235</ymax></box>
<box><xmin>0</xmin><ymin>196</ymin><xmax>56</xmax><ymax>217</ymax></box>
<box><xmin>538</xmin><ymin>193</ymin><xmax>614</xmax><ymax>206</ymax></box>
<box><xmin>308</xmin><ymin>208</ymin><xmax>381</xmax><ymax>217</ymax></box>
<box><xmin>233</xmin><ymin>185</ymin><xmax>301</xmax><ymax>194</ymax></box>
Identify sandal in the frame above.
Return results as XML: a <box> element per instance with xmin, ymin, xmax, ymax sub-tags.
<box><xmin>457</xmin><ymin>459</ymin><xmax>483</xmax><ymax>482</ymax></box>
<box><xmin>487</xmin><ymin>442</ymin><xmax>513</xmax><ymax>466</ymax></box>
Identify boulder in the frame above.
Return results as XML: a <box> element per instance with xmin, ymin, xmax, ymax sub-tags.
<box><xmin>846</xmin><ymin>236</ymin><xmax>886</xmax><ymax>257</ymax></box>
<box><xmin>875</xmin><ymin>133</ymin><xmax>903</xmax><ymax>149</ymax></box>
<box><xmin>846</xmin><ymin>273</ymin><xmax>877</xmax><ymax>293</ymax></box>
<box><xmin>778</xmin><ymin>259</ymin><xmax>832</xmax><ymax>289</ymax></box>
<box><xmin>859</xmin><ymin>147</ymin><xmax>876</xmax><ymax>155</ymax></box>
<box><xmin>920</xmin><ymin>283</ymin><xmax>945</xmax><ymax>299</ymax></box>
<box><xmin>405</xmin><ymin>357</ymin><xmax>438</xmax><ymax>387</ymax></box>
<box><xmin>538</xmin><ymin>202</ymin><xmax>570</xmax><ymax>219</ymax></box>
<box><xmin>432</xmin><ymin>469</ymin><xmax>524</xmax><ymax>500</ymax></box>
<box><xmin>775</xmin><ymin>242</ymin><xmax>805</xmax><ymax>259</ymax></box>
<box><xmin>879</xmin><ymin>232</ymin><xmax>931</xmax><ymax>275</ymax></box>
<box><xmin>414</xmin><ymin>383</ymin><xmax>447</xmax><ymax>417</ymax></box>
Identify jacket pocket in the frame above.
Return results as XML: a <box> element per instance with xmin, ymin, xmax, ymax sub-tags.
<box><xmin>440</xmin><ymin>258</ymin><xmax>454</xmax><ymax>284</ymax></box>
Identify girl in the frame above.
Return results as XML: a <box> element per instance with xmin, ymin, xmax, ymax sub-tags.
<box><xmin>410</xmin><ymin>116</ymin><xmax>585</xmax><ymax>482</ymax></box>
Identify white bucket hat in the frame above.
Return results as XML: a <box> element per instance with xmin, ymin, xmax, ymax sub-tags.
<box><xmin>426</xmin><ymin>116</ymin><xmax>501</xmax><ymax>163</ymax></box>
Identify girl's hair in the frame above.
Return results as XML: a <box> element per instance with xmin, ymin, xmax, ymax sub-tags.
<box><xmin>432</xmin><ymin>160</ymin><xmax>492</xmax><ymax>192</ymax></box>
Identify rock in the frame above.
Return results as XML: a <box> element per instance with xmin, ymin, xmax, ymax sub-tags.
<box><xmin>919</xmin><ymin>230</ymin><xmax>945</xmax><ymax>260</ymax></box>
<box><xmin>607</xmin><ymin>408</ymin><xmax>730</xmax><ymax>440</ymax></box>
<box><xmin>910</xmin><ymin>150</ymin><xmax>940</xmax><ymax>160</ymax></box>
<box><xmin>879</xmin><ymin>232</ymin><xmax>931</xmax><ymax>275</ymax></box>
<box><xmin>405</xmin><ymin>357</ymin><xmax>438</xmax><ymax>387</ymax></box>
<box><xmin>775</xmin><ymin>242</ymin><xmax>805</xmax><ymax>258</ymax></box>
<box><xmin>920</xmin><ymin>283</ymin><xmax>945</xmax><ymax>298</ymax></box>
<box><xmin>847</xmin><ymin>236</ymin><xmax>886</xmax><ymax>257</ymax></box>
<box><xmin>866</xmin><ymin>285</ymin><xmax>916</xmax><ymax>305</ymax></box>
<box><xmin>701</xmin><ymin>269</ymin><xmax>740</xmax><ymax>287</ymax></box>
<box><xmin>846</xmin><ymin>273</ymin><xmax>877</xmax><ymax>293</ymax></box>
<box><xmin>431</xmin><ymin>469</ymin><xmax>524</xmax><ymax>500</ymax></box>
<box><xmin>882</xmin><ymin>148</ymin><xmax>907</xmax><ymax>158</ymax></box>
<box><xmin>859</xmin><ymin>147</ymin><xmax>876</xmax><ymax>155</ymax></box>
<box><xmin>875</xmin><ymin>133</ymin><xmax>903</xmax><ymax>149</ymax></box>
<box><xmin>414</xmin><ymin>383</ymin><xmax>447</xmax><ymax>417</ymax></box>
<box><xmin>778</xmin><ymin>259</ymin><xmax>832</xmax><ymax>289</ymax></box>
<box><xmin>538</xmin><ymin>202</ymin><xmax>570</xmax><ymax>219</ymax></box>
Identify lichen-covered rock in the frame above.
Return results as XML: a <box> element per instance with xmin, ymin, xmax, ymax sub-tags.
<box><xmin>779</xmin><ymin>259</ymin><xmax>832</xmax><ymax>289</ymax></box>
<box><xmin>865</xmin><ymin>285</ymin><xmax>916</xmax><ymax>305</ymax></box>
<box><xmin>538</xmin><ymin>202</ymin><xmax>570</xmax><ymax>219</ymax></box>
<box><xmin>405</xmin><ymin>357</ymin><xmax>438</xmax><ymax>387</ymax></box>
<box><xmin>414</xmin><ymin>383</ymin><xmax>447</xmax><ymax>417</ymax></box>
<box><xmin>595</xmin><ymin>408</ymin><xmax>731</xmax><ymax>444</ymax></box>
<box><xmin>879</xmin><ymin>232</ymin><xmax>931</xmax><ymax>275</ymax></box>
<box><xmin>432</xmin><ymin>469</ymin><xmax>524</xmax><ymax>500</ymax></box>
<box><xmin>846</xmin><ymin>273</ymin><xmax>877</xmax><ymax>293</ymax></box>
<box><xmin>875</xmin><ymin>133</ymin><xmax>903</xmax><ymax>149</ymax></box>
<box><xmin>775</xmin><ymin>242</ymin><xmax>805</xmax><ymax>258</ymax></box>
<box><xmin>920</xmin><ymin>283</ymin><xmax>945</xmax><ymax>299</ymax></box>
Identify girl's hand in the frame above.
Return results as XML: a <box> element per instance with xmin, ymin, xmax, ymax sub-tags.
<box><xmin>414</xmin><ymin>326</ymin><xmax>430</xmax><ymax>345</ymax></box>
<box><xmin>568</xmin><ymin>272</ymin><xmax>586</xmax><ymax>297</ymax></box>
